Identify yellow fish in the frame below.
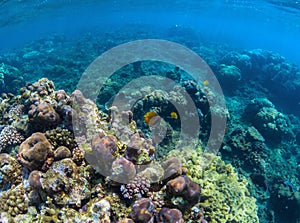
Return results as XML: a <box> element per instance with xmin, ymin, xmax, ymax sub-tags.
<box><xmin>203</xmin><ymin>80</ymin><xmax>209</xmax><ymax>86</ymax></box>
<box><xmin>144</xmin><ymin>111</ymin><xmax>157</xmax><ymax>125</ymax></box>
<box><xmin>170</xmin><ymin>111</ymin><xmax>178</xmax><ymax>119</ymax></box>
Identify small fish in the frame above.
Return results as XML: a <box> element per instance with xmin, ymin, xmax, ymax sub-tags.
<box><xmin>144</xmin><ymin>111</ymin><xmax>158</xmax><ymax>125</ymax></box>
<box><xmin>170</xmin><ymin>111</ymin><xmax>178</xmax><ymax>119</ymax></box>
<box><xmin>250</xmin><ymin>174</ymin><xmax>268</xmax><ymax>191</ymax></box>
<box><xmin>203</xmin><ymin>80</ymin><xmax>209</xmax><ymax>86</ymax></box>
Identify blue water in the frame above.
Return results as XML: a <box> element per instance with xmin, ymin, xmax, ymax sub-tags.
<box><xmin>1</xmin><ymin>0</ymin><xmax>300</xmax><ymax>66</ymax></box>
<box><xmin>1</xmin><ymin>1</ymin><xmax>300</xmax><ymax>223</ymax></box>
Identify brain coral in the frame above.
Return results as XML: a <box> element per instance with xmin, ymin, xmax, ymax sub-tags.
<box><xmin>168</xmin><ymin>146</ymin><xmax>259</xmax><ymax>223</ymax></box>
<box><xmin>18</xmin><ymin>132</ymin><xmax>53</xmax><ymax>171</ymax></box>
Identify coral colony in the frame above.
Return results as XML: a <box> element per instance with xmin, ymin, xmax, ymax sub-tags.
<box><xmin>0</xmin><ymin>33</ymin><xmax>300</xmax><ymax>223</ymax></box>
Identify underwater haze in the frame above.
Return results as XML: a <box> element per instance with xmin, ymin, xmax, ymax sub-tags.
<box><xmin>0</xmin><ymin>0</ymin><xmax>300</xmax><ymax>223</ymax></box>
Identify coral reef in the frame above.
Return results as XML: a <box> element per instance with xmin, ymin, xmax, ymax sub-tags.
<box><xmin>0</xmin><ymin>184</ymin><xmax>28</xmax><ymax>217</ymax></box>
<box><xmin>217</xmin><ymin>64</ymin><xmax>242</xmax><ymax>88</ymax></box>
<box><xmin>244</xmin><ymin>98</ymin><xmax>294</xmax><ymax>143</ymax></box>
<box><xmin>120</xmin><ymin>176</ymin><xmax>151</xmax><ymax>199</ymax></box>
<box><xmin>0</xmin><ymin>125</ymin><xmax>25</xmax><ymax>153</ymax></box>
<box><xmin>168</xmin><ymin>147</ymin><xmax>259</xmax><ymax>223</ymax></box>
<box><xmin>129</xmin><ymin>198</ymin><xmax>155</xmax><ymax>223</ymax></box>
<box><xmin>0</xmin><ymin>153</ymin><xmax>22</xmax><ymax>190</ymax></box>
<box><xmin>18</xmin><ymin>132</ymin><xmax>53</xmax><ymax>171</ymax></box>
<box><xmin>156</xmin><ymin>207</ymin><xmax>184</xmax><ymax>223</ymax></box>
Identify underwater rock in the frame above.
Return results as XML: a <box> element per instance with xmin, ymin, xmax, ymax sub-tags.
<box><xmin>156</xmin><ymin>207</ymin><xmax>184</xmax><ymax>223</ymax></box>
<box><xmin>161</xmin><ymin>157</ymin><xmax>182</xmax><ymax>181</ymax></box>
<box><xmin>271</xmin><ymin>183</ymin><xmax>300</xmax><ymax>222</ymax></box>
<box><xmin>70</xmin><ymin>89</ymin><xmax>104</xmax><ymax>142</ymax></box>
<box><xmin>250</xmin><ymin>173</ymin><xmax>268</xmax><ymax>191</ymax></box>
<box><xmin>217</xmin><ymin>64</ymin><xmax>241</xmax><ymax>87</ymax></box>
<box><xmin>108</xmin><ymin>106</ymin><xmax>138</xmax><ymax>145</ymax></box>
<box><xmin>0</xmin><ymin>63</ymin><xmax>24</xmax><ymax>94</ymax></box>
<box><xmin>225</xmin><ymin>125</ymin><xmax>267</xmax><ymax>172</ymax></box>
<box><xmin>90</xmin><ymin>199</ymin><xmax>111</xmax><ymax>222</ymax></box>
<box><xmin>244</xmin><ymin>98</ymin><xmax>294</xmax><ymax>143</ymax></box>
<box><xmin>221</xmin><ymin>51</ymin><xmax>252</xmax><ymax>76</ymax></box>
<box><xmin>119</xmin><ymin>218</ymin><xmax>135</xmax><ymax>223</ymax></box>
<box><xmin>129</xmin><ymin>198</ymin><xmax>155</xmax><ymax>223</ymax></box>
<box><xmin>137</xmin><ymin>164</ymin><xmax>165</xmax><ymax>183</ymax></box>
<box><xmin>18</xmin><ymin>132</ymin><xmax>53</xmax><ymax>171</ymax></box>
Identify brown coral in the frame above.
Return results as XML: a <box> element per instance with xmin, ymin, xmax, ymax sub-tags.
<box><xmin>129</xmin><ymin>198</ymin><xmax>155</xmax><ymax>223</ymax></box>
<box><xmin>18</xmin><ymin>132</ymin><xmax>53</xmax><ymax>170</ymax></box>
<box><xmin>167</xmin><ymin>175</ymin><xmax>201</xmax><ymax>205</ymax></box>
<box><xmin>0</xmin><ymin>154</ymin><xmax>22</xmax><ymax>189</ymax></box>
<box><xmin>45</xmin><ymin>127</ymin><xmax>76</xmax><ymax>150</ymax></box>
<box><xmin>0</xmin><ymin>184</ymin><xmax>28</xmax><ymax>217</ymax></box>
<box><xmin>86</xmin><ymin>132</ymin><xmax>118</xmax><ymax>176</ymax></box>
<box><xmin>28</xmin><ymin>101</ymin><xmax>60</xmax><ymax>130</ymax></box>
<box><xmin>125</xmin><ymin>133</ymin><xmax>155</xmax><ymax>165</ymax></box>
<box><xmin>156</xmin><ymin>207</ymin><xmax>184</xmax><ymax>223</ymax></box>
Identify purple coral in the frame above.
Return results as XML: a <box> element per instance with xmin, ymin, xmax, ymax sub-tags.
<box><xmin>156</xmin><ymin>207</ymin><xmax>184</xmax><ymax>223</ymax></box>
<box><xmin>167</xmin><ymin>175</ymin><xmax>201</xmax><ymax>204</ymax></box>
<box><xmin>120</xmin><ymin>175</ymin><xmax>151</xmax><ymax>199</ymax></box>
<box><xmin>129</xmin><ymin>198</ymin><xmax>155</xmax><ymax>223</ymax></box>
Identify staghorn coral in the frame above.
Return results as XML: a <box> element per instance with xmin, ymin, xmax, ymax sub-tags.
<box><xmin>0</xmin><ymin>125</ymin><xmax>25</xmax><ymax>152</ymax></box>
<box><xmin>18</xmin><ymin>132</ymin><xmax>53</xmax><ymax>171</ymax></box>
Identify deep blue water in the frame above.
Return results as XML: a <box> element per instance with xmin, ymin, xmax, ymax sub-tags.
<box><xmin>1</xmin><ymin>0</ymin><xmax>300</xmax><ymax>66</ymax></box>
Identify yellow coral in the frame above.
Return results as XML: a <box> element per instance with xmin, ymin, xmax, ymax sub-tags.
<box><xmin>167</xmin><ymin>146</ymin><xmax>259</xmax><ymax>223</ymax></box>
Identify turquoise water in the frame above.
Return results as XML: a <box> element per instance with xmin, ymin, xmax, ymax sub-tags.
<box><xmin>1</xmin><ymin>1</ymin><xmax>300</xmax><ymax>223</ymax></box>
<box><xmin>1</xmin><ymin>0</ymin><xmax>300</xmax><ymax>65</ymax></box>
